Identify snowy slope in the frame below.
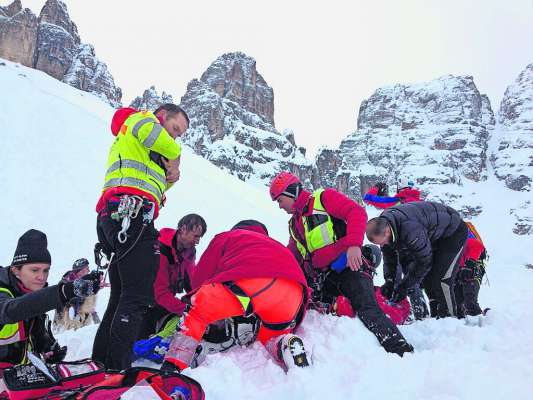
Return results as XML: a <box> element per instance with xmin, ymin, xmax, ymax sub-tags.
<box><xmin>1</xmin><ymin>59</ymin><xmax>533</xmax><ymax>400</ymax></box>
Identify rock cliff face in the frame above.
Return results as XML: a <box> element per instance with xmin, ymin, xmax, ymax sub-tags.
<box><xmin>314</xmin><ymin>75</ymin><xmax>495</xmax><ymax>200</ymax></box>
<box><xmin>493</xmin><ymin>63</ymin><xmax>533</xmax><ymax>235</ymax></box>
<box><xmin>0</xmin><ymin>0</ymin><xmax>121</xmax><ymax>106</ymax></box>
<box><xmin>178</xmin><ymin>52</ymin><xmax>312</xmax><ymax>185</ymax></box>
<box><xmin>493</xmin><ymin>63</ymin><xmax>533</xmax><ymax>192</ymax></box>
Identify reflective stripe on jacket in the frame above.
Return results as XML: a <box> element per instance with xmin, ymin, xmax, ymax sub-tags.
<box><xmin>0</xmin><ymin>288</ymin><xmax>25</xmax><ymax>346</ymax></box>
<box><xmin>289</xmin><ymin>189</ymin><xmax>337</xmax><ymax>259</ymax></box>
<box><xmin>102</xmin><ymin>111</ymin><xmax>181</xmax><ymax>205</ymax></box>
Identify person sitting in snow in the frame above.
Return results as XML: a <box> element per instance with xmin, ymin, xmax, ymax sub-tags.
<box><xmin>53</xmin><ymin>258</ymin><xmax>101</xmax><ymax>331</ymax></box>
<box><xmin>0</xmin><ymin>230</ymin><xmax>101</xmax><ymax>370</ymax></box>
<box><xmin>363</xmin><ymin>177</ymin><xmax>421</xmax><ymax>209</ymax></box>
<box><xmin>269</xmin><ymin>172</ymin><xmax>413</xmax><ymax>356</ymax></box>
<box><xmin>455</xmin><ymin>224</ymin><xmax>488</xmax><ymax>319</ymax></box>
<box><xmin>366</xmin><ymin>201</ymin><xmax>468</xmax><ymax>319</ymax></box>
<box><xmin>161</xmin><ymin>220</ymin><xmax>310</xmax><ymax>372</ymax></box>
<box><xmin>138</xmin><ymin>213</ymin><xmax>207</xmax><ymax>340</ymax></box>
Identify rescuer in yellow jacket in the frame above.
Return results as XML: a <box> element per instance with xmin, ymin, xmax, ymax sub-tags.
<box><xmin>92</xmin><ymin>103</ymin><xmax>189</xmax><ymax>370</ymax></box>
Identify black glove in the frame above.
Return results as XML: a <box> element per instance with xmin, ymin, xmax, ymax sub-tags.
<box><xmin>46</xmin><ymin>344</ymin><xmax>68</xmax><ymax>363</ymax></box>
<box><xmin>380</xmin><ymin>279</ymin><xmax>395</xmax><ymax>300</ymax></box>
<box><xmin>391</xmin><ymin>277</ymin><xmax>411</xmax><ymax>303</ymax></box>
<box><xmin>375</xmin><ymin>181</ymin><xmax>388</xmax><ymax>196</ymax></box>
<box><xmin>61</xmin><ymin>271</ymin><xmax>102</xmax><ymax>302</ymax></box>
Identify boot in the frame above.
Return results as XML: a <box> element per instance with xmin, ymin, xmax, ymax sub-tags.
<box><xmin>278</xmin><ymin>334</ymin><xmax>310</xmax><ymax>369</ymax></box>
<box><xmin>265</xmin><ymin>334</ymin><xmax>310</xmax><ymax>370</ymax></box>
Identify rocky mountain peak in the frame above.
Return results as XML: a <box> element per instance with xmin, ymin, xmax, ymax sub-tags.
<box><xmin>129</xmin><ymin>86</ymin><xmax>173</xmax><ymax>111</ymax></box>
<box><xmin>0</xmin><ymin>0</ymin><xmax>22</xmax><ymax>16</ymax></box>
<box><xmin>0</xmin><ymin>0</ymin><xmax>121</xmax><ymax>107</ymax></box>
<box><xmin>38</xmin><ymin>0</ymin><xmax>79</xmax><ymax>42</ymax></box>
<box><xmin>314</xmin><ymin>74</ymin><xmax>495</xmax><ymax>200</ymax></box>
<box><xmin>199</xmin><ymin>52</ymin><xmax>275</xmax><ymax>126</ymax></box>
<box><xmin>178</xmin><ymin>52</ymin><xmax>311</xmax><ymax>185</ymax></box>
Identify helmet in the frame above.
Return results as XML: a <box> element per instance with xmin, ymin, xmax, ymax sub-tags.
<box><xmin>269</xmin><ymin>172</ymin><xmax>301</xmax><ymax>201</ymax></box>
<box><xmin>397</xmin><ymin>177</ymin><xmax>415</xmax><ymax>190</ymax></box>
<box><xmin>361</xmin><ymin>244</ymin><xmax>382</xmax><ymax>269</ymax></box>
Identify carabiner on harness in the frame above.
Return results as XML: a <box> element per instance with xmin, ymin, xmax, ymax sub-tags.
<box><xmin>111</xmin><ymin>195</ymin><xmax>144</xmax><ymax>244</ymax></box>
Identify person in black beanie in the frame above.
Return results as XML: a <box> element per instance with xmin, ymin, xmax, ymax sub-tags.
<box><xmin>0</xmin><ymin>229</ymin><xmax>102</xmax><ymax>368</ymax></box>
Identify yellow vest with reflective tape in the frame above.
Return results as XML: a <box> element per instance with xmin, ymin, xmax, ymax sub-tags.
<box><xmin>102</xmin><ymin>111</ymin><xmax>181</xmax><ymax>205</ymax></box>
<box><xmin>0</xmin><ymin>288</ymin><xmax>25</xmax><ymax>347</ymax></box>
<box><xmin>290</xmin><ymin>189</ymin><xmax>337</xmax><ymax>259</ymax></box>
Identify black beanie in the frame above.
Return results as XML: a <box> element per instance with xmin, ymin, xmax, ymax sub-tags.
<box><xmin>11</xmin><ymin>229</ymin><xmax>52</xmax><ymax>266</ymax></box>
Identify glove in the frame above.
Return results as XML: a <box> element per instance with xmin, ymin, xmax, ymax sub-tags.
<box><xmin>46</xmin><ymin>344</ymin><xmax>68</xmax><ymax>363</ymax></box>
<box><xmin>375</xmin><ymin>181</ymin><xmax>388</xmax><ymax>196</ymax></box>
<box><xmin>61</xmin><ymin>271</ymin><xmax>102</xmax><ymax>302</ymax></box>
<box><xmin>391</xmin><ymin>277</ymin><xmax>410</xmax><ymax>303</ymax></box>
<box><xmin>380</xmin><ymin>279</ymin><xmax>395</xmax><ymax>300</ymax></box>
<box><xmin>133</xmin><ymin>335</ymin><xmax>170</xmax><ymax>363</ymax></box>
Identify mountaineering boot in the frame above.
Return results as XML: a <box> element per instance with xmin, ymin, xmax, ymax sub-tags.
<box><xmin>278</xmin><ymin>334</ymin><xmax>310</xmax><ymax>369</ymax></box>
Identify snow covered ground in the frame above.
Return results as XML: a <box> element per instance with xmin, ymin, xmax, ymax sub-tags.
<box><xmin>1</xmin><ymin>59</ymin><xmax>532</xmax><ymax>399</ymax></box>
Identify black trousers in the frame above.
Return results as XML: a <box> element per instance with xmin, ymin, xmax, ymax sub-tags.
<box><xmin>422</xmin><ymin>221</ymin><xmax>468</xmax><ymax>318</ymax></box>
<box><xmin>92</xmin><ymin>199</ymin><xmax>159</xmax><ymax>370</ymax></box>
<box><xmin>324</xmin><ymin>269</ymin><xmax>413</xmax><ymax>355</ymax></box>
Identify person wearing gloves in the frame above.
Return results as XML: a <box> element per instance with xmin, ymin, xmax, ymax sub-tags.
<box><xmin>269</xmin><ymin>172</ymin><xmax>413</xmax><ymax>356</ymax></box>
<box><xmin>0</xmin><ymin>229</ymin><xmax>101</xmax><ymax>369</ymax></box>
<box><xmin>366</xmin><ymin>202</ymin><xmax>468</xmax><ymax>318</ymax></box>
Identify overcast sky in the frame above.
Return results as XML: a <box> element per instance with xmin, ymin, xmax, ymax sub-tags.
<box><xmin>6</xmin><ymin>0</ymin><xmax>533</xmax><ymax>156</ymax></box>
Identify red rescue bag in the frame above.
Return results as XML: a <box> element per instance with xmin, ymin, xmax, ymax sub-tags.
<box><xmin>2</xmin><ymin>359</ymin><xmax>105</xmax><ymax>400</ymax></box>
<box><xmin>78</xmin><ymin>367</ymin><xmax>205</xmax><ymax>400</ymax></box>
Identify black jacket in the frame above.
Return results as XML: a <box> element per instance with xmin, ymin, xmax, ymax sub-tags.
<box><xmin>380</xmin><ymin>202</ymin><xmax>463</xmax><ymax>285</ymax></box>
<box><xmin>0</xmin><ymin>266</ymin><xmax>64</xmax><ymax>365</ymax></box>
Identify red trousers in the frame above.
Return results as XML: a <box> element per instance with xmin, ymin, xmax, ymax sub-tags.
<box><xmin>166</xmin><ymin>278</ymin><xmax>304</xmax><ymax>369</ymax></box>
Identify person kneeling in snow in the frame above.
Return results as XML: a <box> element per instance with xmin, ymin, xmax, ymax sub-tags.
<box><xmin>0</xmin><ymin>230</ymin><xmax>101</xmax><ymax>370</ymax></box>
<box><xmin>269</xmin><ymin>172</ymin><xmax>414</xmax><ymax>356</ymax></box>
<box><xmin>455</xmin><ymin>224</ymin><xmax>488</xmax><ymax>319</ymax></box>
<box><xmin>138</xmin><ymin>214</ymin><xmax>207</xmax><ymax>340</ymax></box>
<box><xmin>162</xmin><ymin>220</ymin><xmax>310</xmax><ymax>372</ymax></box>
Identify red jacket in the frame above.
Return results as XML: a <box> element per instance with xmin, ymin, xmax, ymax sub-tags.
<box><xmin>154</xmin><ymin>228</ymin><xmax>196</xmax><ymax>315</ymax></box>
<box><xmin>191</xmin><ymin>228</ymin><xmax>308</xmax><ymax>290</ymax></box>
<box><xmin>288</xmin><ymin>189</ymin><xmax>368</xmax><ymax>270</ymax></box>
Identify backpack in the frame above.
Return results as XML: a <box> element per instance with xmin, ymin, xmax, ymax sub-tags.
<box><xmin>465</xmin><ymin>221</ymin><xmax>484</xmax><ymax>247</ymax></box>
<box><xmin>77</xmin><ymin>367</ymin><xmax>205</xmax><ymax>400</ymax></box>
<box><xmin>110</xmin><ymin>107</ymin><xmax>137</xmax><ymax>136</ymax></box>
